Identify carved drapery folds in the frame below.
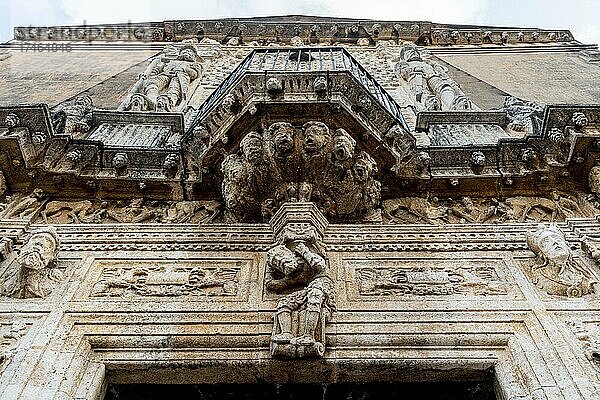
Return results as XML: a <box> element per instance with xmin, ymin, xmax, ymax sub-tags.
<box><xmin>221</xmin><ymin>121</ymin><xmax>382</xmax><ymax>223</ymax></box>
<box><xmin>119</xmin><ymin>44</ymin><xmax>203</xmax><ymax>112</ymax></box>
<box><xmin>266</xmin><ymin>203</ymin><xmax>335</xmax><ymax>358</ymax></box>
<box><xmin>0</xmin><ymin>228</ymin><xmax>62</xmax><ymax>299</ymax></box>
<box><xmin>526</xmin><ymin>224</ymin><xmax>598</xmax><ymax>297</ymax></box>
<box><xmin>394</xmin><ymin>43</ymin><xmax>479</xmax><ymax>112</ymax></box>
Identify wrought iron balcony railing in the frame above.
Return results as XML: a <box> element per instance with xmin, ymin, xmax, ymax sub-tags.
<box><xmin>187</xmin><ymin>47</ymin><xmax>407</xmax><ymax>133</ymax></box>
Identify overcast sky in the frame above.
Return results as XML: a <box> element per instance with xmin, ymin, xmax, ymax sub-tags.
<box><xmin>1</xmin><ymin>0</ymin><xmax>599</xmax><ymax>45</ymax></box>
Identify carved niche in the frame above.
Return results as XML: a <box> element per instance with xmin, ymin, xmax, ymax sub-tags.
<box><xmin>266</xmin><ymin>202</ymin><xmax>335</xmax><ymax>358</ymax></box>
<box><xmin>394</xmin><ymin>43</ymin><xmax>479</xmax><ymax>112</ymax></box>
<box><xmin>221</xmin><ymin>122</ymin><xmax>382</xmax><ymax>223</ymax></box>
<box><xmin>0</xmin><ymin>228</ymin><xmax>62</xmax><ymax>299</ymax></box>
<box><xmin>526</xmin><ymin>224</ymin><xmax>598</xmax><ymax>297</ymax></box>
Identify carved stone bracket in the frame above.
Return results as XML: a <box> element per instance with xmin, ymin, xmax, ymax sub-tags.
<box><xmin>266</xmin><ymin>202</ymin><xmax>335</xmax><ymax>358</ymax></box>
<box><xmin>220</xmin><ymin>123</ymin><xmax>382</xmax><ymax>223</ymax></box>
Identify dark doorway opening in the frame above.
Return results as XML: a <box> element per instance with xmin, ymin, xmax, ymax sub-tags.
<box><xmin>105</xmin><ymin>381</ymin><xmax>496</xmax><ymax>400</ymax></box>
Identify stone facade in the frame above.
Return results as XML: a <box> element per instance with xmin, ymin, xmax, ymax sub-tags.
<box><xmin>0</xmin><ymin>15</ymin><xmax>599</xmax><ymax>399</ymax></box>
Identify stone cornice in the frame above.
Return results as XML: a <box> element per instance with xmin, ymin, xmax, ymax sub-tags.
<box><xmin>12</xmin><ymin>16</ymin><xmax>575</xmax><ymax>46</ymax></box>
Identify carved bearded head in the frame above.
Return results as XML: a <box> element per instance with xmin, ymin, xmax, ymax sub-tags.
<box><xmin>17</xmin><ymin>229</ymin><xmax>59</xmax><ymax>271</ymax></box>
<box><xmin>399</xmin><ymin>43</ymin><xmax>421</xmax><ymax>62</ymax></box>
<box><xmin>268</xmin><ymin>122</ymin><xmax>295</xmax><ymax>157</ymax></box>
<box><xmin>352</xmin><ymin>151</ymin><xmax>377</xmax><ymax>183</ymax></box>
<box><xmin>332</xmin><ymin>128</ymin><xmax>355</xmax><ymax>162</ymax></box>
<box><xmin>302</xmin><ymin>121</ymin><xmax>329</xmax><ymax>155</ymax></box>
<box><xmin>240</xmin><ymin>131</ymin><xmax>264</xmax><ymax>165</ymax></box>
<box><xmin>178</xmin><ymin>46</ymin><xmax>198</xmax><ymax>62</ymax></box>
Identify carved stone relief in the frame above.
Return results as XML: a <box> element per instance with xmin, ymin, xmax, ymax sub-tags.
<box><xmin>0</xmin><ymin>228</ymin><xmax>62</xmax><ymax>299</ymax></box>
<box><xmin>0</xmin><ymin>320</ymin><xmax>28</xmax><ymax>374</ymax></box>
<box><xmin>1</xmin><ymin>189</ymin><xmax>46</xmax><ymax>220</ymax></box>
<box><xmin>345</xmin><ymin>258</ymin><xmax>518</xmax><ymax>299</ymax></box>
<box><xmin>383</xmin><ymin>193</ymin><xmax>597</xmax><ymax>225</ymax></box>
<box><xmin>90</xmin><ymin>261</ymin><xmax>242</xmax><ymax>298</ymax></box>
<box><xmin>500</xmin><ymin>96</ymin><xmax>544</xmax><ymax>137</ymax></box>
<box><xmin>35</xmin><ymin>198</ymin><xmax>222</xmax><ymax>224</ymax></box>
<box><xmin>119</xmin><ymin>45</ymin><xmax>204</xmax><ymax>112</ymax></box>
<box><xmin>221</xmin><ymin>122</ymin><xmax>382</xmax><ymax>223</ymax></box>
<box><xmin>526</xmin><ymin>224</ymin><xmax>598</xmax><ymax>297</ymax></box>
<box><xmin>266</xmin><ymin>203</ymin><xmax>335</xmax><ymax>358</ymax></box>
<box><xmin>568</xmin><ymin>321</ymin><xmax>600</xmax><ymax>374</ymax></box>
<box><xmin>394</xmin><ymin>43</ymin><xmax>479</xmax><ymax>112</ymax></box>
<box><xmin>51</xmin><ymin>95</ymin><xmax>95</xmax><ymax>137</ymax></box>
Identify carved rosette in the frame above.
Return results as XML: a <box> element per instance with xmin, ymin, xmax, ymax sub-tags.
<box><xmin>266</xmin><ymin>202</ymin><xmax>335</xmax><ymax>358</ymax></box>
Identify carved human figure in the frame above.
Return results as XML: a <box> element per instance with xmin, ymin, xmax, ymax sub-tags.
<box><xmin>526</xmin><ymin>224</ymin><xmax>598</xmax><ymax>297</ymax></box>
<box><xmin>106</xmin><ymin>198</ymin><xmax>156</xmax><ymax>223</ymax></box>
<box><xmin>121</xmin><ymin>45</ymin><xmax>203</xmax><ymax>112</ymax></box>
<box><xmin>41</xmin><ymin>200</ymin><xmax>94</xmax><ymax>224</ymax></box>
<box><xmin>221</xmin><ymin>132</ymin><xmax>270</xmax><ymax>222</ymax></box>
<box><xmin>51</xmin><ymin>95</ymin><xmax>94</xmax><ymax>137</ymax></box>
<box><xmin>330</xmin><ymin>128</ymin><xmax>355</xmax><ymax>180</ymax></box>
<box><xmin>266</xmin><ymin>226</ymin><xmax>335</xmax><ymax>357</ymax></box>
<box><xmin>301</xmin><ymin>121</ymin><xmax>332</xmax><ymax>181</ymax></box>
<box><xmin>1</xmin><ymin>229</ymin><xmax>62</xmax><ymax>298</ymax></box>
<box><xmin>266</xmin><ymin>122</ymin><xmax>297</xmax><ymax>184</ymax></box>
<box><xmin>4</xmin><ymin>189</ymin><xmax>44</xmax><ymax>220</ymax></box>
<box><xmin>350</xmin><ymin>151</ymin><xmax>382</xmax><ymax>222</ymax></box>
<box><xmin>395</xmin><ymin>43</ymin><xmax>479</xmax><ymax>111</ymax></box>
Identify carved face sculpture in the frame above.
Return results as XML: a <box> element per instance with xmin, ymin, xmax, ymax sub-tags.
<box><xmin>352</xmin><ymin>152</ymin><xmax>376</xmax><ymax>183</ymax></box>
<box><xmin>528</xmin><ymin>225</ymin><xmax>571</xmax><ymax>265</ymax></box>
<box><xmin>129</xmin><ymin>94</ymin><xmax>148</xmax><ymax>112</ymax></box>
<box><xmin>450</xmin><ymin>95</ymin><xmax>473</xmax><ymax>111</ymax></box>
<box><xmin>302</xmin><ymin>122</ymin><xmax>329</xmax><ymax>155</ymax></box>
<box><xmin>400</xmin><ymin>44</ymin><xmax>421</xmax><ymax>62</ymax></box>
<box><xmin>333</xmin><ymin>129</ymin><xmax>355</xmax><ymax>162</ymax></box>
<box><xmin>589</xmin><ymin>166</ymin><xmax>600</xmax><ymax>196</ymax></box>
<box><xmin>178</xmin><ymin>48</ymin><xmax>196</xmax><ymax>62</ymax></box>
<box><xmin>4</xmin><ymin>113</ymin><xmax>20</xmax><ymax>129</ymax></box>
<box><xmin>155</xmin><ymin>95</ymin><xmax>172</xmax><ymax>112</ymax></box>
<box><xmin>240</xmin><ymin>132</ymin><xmax>264</xmax><ymax>165</ymax></box>
<box><xmin>17</xmin><ymin>232</ymin><xmax>58</xmax><ymax>271</ymax></box>
<box><xmin>270</xmin><ymin>123</ymin><xmax>294</xmax><ymax>156</ymax></box>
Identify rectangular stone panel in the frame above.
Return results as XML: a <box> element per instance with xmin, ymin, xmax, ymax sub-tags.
<box><xmin>85</xmin><ymin>258</ymin><xmax>251</xmax><ymax>301</ymax></box>
<box><xmin>343</xmin><ymin>256</ymin><xmax>523</xmax><ymax>301</ymax></box>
